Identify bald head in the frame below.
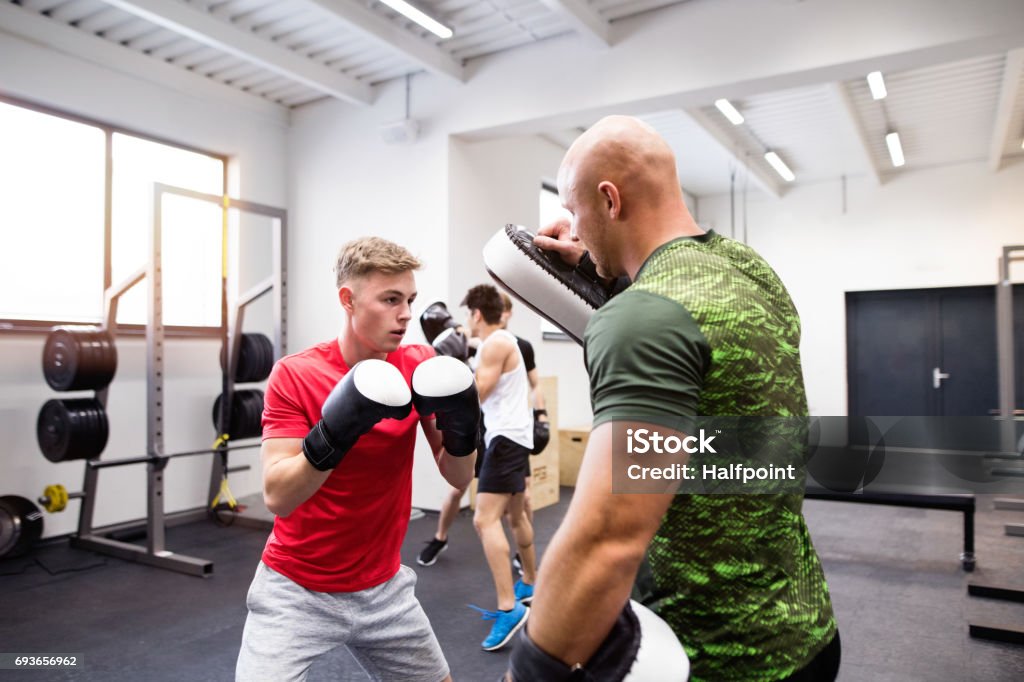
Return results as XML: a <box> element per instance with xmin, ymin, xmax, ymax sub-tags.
<box><xmin>561</xmin><ymin>115</ymin><xmax>682</xmax><ymax>210</ymax></box>
<box><xmin>555</xmin><ymin>115</ymin><xmax>699</xmax><ymax>280</ymax></box>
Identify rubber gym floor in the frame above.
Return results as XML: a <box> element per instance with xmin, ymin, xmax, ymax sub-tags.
<box><xmin>3</xmin><ymin>488</ymin><xmax>1024</xmax><ymax>681</ymax></box>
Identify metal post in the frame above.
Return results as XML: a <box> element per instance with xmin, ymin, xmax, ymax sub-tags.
<box><xmin>77</xmin><ymin>267</ymin><xmax>146</xmax><ymax>539</ymax></box>
<box><xmin>147</xmin><ymin>184</ymin><xmax>167</xmax><ymax>555</ymax></box>
<box><xmin>996</xmin><ymin>246</ymin><xmax>1023</xmax><ymax>453</ymax></box>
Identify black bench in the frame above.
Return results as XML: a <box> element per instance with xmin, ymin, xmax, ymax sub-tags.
<box><xmin>804</xmin><ymin>487</ymin><xmax>976</xmax><ymax>571</ymax></box>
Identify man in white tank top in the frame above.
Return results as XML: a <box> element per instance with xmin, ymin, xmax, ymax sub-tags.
<box><xmin>462</xmin><ymin>284</ymin><xmax>538</xmax><ymax>652</ymax></box>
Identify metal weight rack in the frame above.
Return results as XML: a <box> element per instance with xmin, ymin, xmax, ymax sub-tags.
<box><xmin>62</xmin><ymin>183</ymin><xmax>287</xmax><ymax>576</ymax></box>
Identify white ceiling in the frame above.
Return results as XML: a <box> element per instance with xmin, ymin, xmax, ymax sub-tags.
<box><xmin>3</xmin><ymin>0</ymin><xmax>1024</xmax><ymax>197</ymax></box>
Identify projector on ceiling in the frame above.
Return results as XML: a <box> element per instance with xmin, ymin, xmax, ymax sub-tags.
<box><xmin>379</xmin><ymin>118</ymin><xmax>420</xmax><ymax>145</ymax></box>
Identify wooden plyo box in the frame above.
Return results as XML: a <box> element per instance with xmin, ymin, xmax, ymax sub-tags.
<box><xmin>470</xmin><ymin>376</ymin><xmax>560</xmax><ymax>510</ymax></box>
<box><xmin>558</xmin><ymin>427</ymin><xmax>590</xmax><ymax>487</ymax></box>
<box><xmin>529</xmin><ymin>376</ymin><xmax>559</xmax><ymax>511</ymax></box>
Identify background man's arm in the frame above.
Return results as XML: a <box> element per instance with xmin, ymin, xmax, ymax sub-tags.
<box><xmin>474</xmin><ymin>336</ymin><xmax>512</xmax><ymax>402</ymax></box>
<box><xmin>527</xmin><ymin>368</ymin><xmax>546</xmax><ymax>412</ymax></box>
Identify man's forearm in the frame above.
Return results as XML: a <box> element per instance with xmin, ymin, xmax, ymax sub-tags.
<box><xmin>527</xmin><ymin>513</ymin><xmax>647</xmax><ymax>665</ymax></box>
<box><xmin>263</xmin><ymin>447</ymin><xmax>331</xmax><ymax>517</ymax></box>
<box><xmin>524</xmin><ymin>422</ymin><xmax>676</xmax><ymax>667</ymax></box>
<box><xmin>438</xmin><ymin>449</ymin><xmax>476</xmax><ymax>489</ymax></box>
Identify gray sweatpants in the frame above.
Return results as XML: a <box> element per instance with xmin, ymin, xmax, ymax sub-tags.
<box><xmin>236</xmin><ymin>562</ymin><xmax>449</xmax><ymax>682</ymax></box>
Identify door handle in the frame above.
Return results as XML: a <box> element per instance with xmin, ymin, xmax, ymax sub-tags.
<box><xmin>933</xmin><ymin>367</ymin><xmax>950</xmax><ymax>389</ymax></box>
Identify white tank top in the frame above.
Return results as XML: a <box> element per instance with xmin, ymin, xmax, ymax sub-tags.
<box><xmin>471</xmin><ymin>329</ymin><xmax>534</xmax><ymax>450</ymax></box>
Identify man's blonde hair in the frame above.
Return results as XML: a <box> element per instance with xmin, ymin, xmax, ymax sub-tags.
<box><xmin>334</xmin><ymin>237</ymin><xmax>422</xmax><ymax>287</ymax></box>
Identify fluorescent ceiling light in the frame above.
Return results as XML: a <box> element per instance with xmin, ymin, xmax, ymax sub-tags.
<box><xmin>764</xmin><ymin>151</ymin><xmax>795</xmax><ymax>182</ymax></box>
<box><xmin>867</xmin><ymin>71</ymin><xmax>887</xmax><ymax>100</ymax></box>
<box><xmin>379</xmin><ymin>0</ymin><xmax>453</xmax><ymax>39</ymax></box>
<box><xmin>885</xmin><ymin>131</ymin><xmax>905</xmax><ymax>167</ymax></box>
<box><xmin>714</xmin><ymin>98</ymin><xmax>744</xmax><ymax>125</ymax></box>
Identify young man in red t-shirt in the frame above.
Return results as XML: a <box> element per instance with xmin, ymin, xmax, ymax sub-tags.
<box><xmin>236</xmin><ymin>237</ymin><xmax>479</xmax><ymax>682</ymax></box>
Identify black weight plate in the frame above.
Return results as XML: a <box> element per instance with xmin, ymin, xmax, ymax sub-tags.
<box><xmin>42</xmin><ymin>327</ymin><xmax>116</xmax><ymax>391</ymax></box>
<box><xmin>250</xmin><ymin>334</ymin><xmax>274</xmax><ymax>383</ymax></box>
<box><xmin>0</xmin><ymin>495</ymin><xmax>44</xmax><ymax>559</ymax></box>
<box><xmin>213</xmin><ymin>389</ymin><xmax>264</xmax><ymax>440</ymax></box>
<box><xmin>36</xmin><ymin>398</ymin><xmax>109</xmax><ymax>462</ymax></box>
<box><xmin>221</xmin><ymin>334</ymin><xmax>273</xmax><ymax>383</ymax></box>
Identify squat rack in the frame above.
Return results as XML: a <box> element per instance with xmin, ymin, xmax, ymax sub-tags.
<box><xmin>66</xmin><ymin>183</ymin><xmax>287</xmax><ymax>577</ymax></box>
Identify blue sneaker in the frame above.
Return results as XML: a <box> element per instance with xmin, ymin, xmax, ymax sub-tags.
<box><xmin>469</xmin><ymin>602</ymin><xmax>529</xmax><ymax>651</ymax></box>
<box><xmin>514</xmin><ymin>578</ymin><xmax>534</xmax><ymax>605</ymax></box>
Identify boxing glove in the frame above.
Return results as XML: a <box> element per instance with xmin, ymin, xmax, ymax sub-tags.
<box><xmin>432</xmin><ymin>326</ymin><xmax>470</xmax><ymax>361</ymax></box>
<box><xmin>531</xmin><ymin>410</ymin><xmax>550</xmax><ymax>455</ymax></box>
<box><xmin>507</xmin><ymin>601</ymin><xmax>689</xmax><ymax>682</ymax></box>
<box><xmin>302</xmin><ymin>359</ymin><xmax>412</xmax><ymax>471</ymax></box>
<box><xmin>419</xmin><ymin>301</ymin><xmax>459</xmax><ymax>345</ymax></box>
<box><xmin>411</xmin><ymin>356</ymin><xmax>480</xmax><ymax>457</ymax></box>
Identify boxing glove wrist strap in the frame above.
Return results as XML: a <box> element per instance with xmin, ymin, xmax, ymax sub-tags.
<box><xmin>508</xmin><ymin>627</ymin><xmax>590</xmax><ymax>682</ymax></box>
<box><xmin>302</xmin><ymin>422</ymin><xmax>350</xmax><ymax>471</ymax></box>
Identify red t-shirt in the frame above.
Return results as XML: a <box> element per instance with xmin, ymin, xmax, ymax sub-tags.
<box><xmin>260</xmin><ymin>340</ymin><xmax>434</xmax><ymax>592</ymax></box>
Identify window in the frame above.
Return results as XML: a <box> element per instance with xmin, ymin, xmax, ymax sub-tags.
<box><xmin>538</xmin><ymin>182</ymin><xmax>573</xmax><ymax>341</ymax></box>
<box><xmin>111</xmin><ymin>134</ymin><xmax>224</xmax><ymax>327</ymax></box>
<box><xmin>539</xmin><ymin>181</ymin><xmax>570</xmax><ymax>227</ymax></box>
<box><xmin>0</xmin><ymin>101</ymin><xmax>106</xmax><ymax>323</ymax></box>
<box><xmin>0</xmin><ymin>97</ymin><xmax>226</xmax><ymax>332</ymax></box>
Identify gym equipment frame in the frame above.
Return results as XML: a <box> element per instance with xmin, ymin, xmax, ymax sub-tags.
<box><xmin>68</xmin><ymin>183</ymin><xmax>287</xmax><ymax>577</ymax></box>
<box><xmin>968</xmin><ymin>244</ymin><xmax>1024</xmax><ymax>644</ymax></box>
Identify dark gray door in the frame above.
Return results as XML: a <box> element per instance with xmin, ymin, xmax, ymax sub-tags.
<box><xmin>847</xmin><ymin>285</ymin><xmax>1023</xmax><ymax>418</ymax></box>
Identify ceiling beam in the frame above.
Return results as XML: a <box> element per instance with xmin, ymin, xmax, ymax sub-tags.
<box><xmin>828</xmin><ymin>82</ymin><xmax>883</xmax><ymax>185</ymax></box>
<box><xmin>305</xmin><ymin>0</ymin><xmax>465</xmax><ymax>84</ymax></box>
<box><xmin>537</xmin><ymin>0</ymin><xmax>610</xmax><ymax>49</ymax></box>
<box><xmin>102</xmin><ymin>0</ymin><xmax>374</xmax><ymax>105</ymax></box>
<box><xmin>0</xmin><ymin>2</ymin><xmax>289</xmax><ymax>125</ymax></box>
<box><xmin>683</xmin><ymin>107</ymin><xmax>784</xmax><ymax>199</ymax></box>
<box><xmin>988</xmin><ymin>48</ymin><xmax>1024</xmax><ymax>172</ymax></box>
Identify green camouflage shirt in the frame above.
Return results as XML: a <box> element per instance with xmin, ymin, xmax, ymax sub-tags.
<box><xmin>585</xmin><ymin>231</ymin><xmax>835</xmax><ymax>681</ymax></box>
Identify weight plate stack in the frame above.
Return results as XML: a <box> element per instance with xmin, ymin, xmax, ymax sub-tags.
<box><xmin>36</xmin><ymin>398</ymin><xmax>110</xmax><ymax>462</ymax></box>
<box><xmin>212</xmin><ymin>389</ymin><xmax>265</xmax><ymax>440</ymax></box>
<box><xmin>42</xmin><ymin>326</ymin><xmax>117</xmax><ymax>392</ymax></box>
<box><xmin>0</xmin><ymin>495</ymin><xmax>44</xmax><ymax>559</ymax></box>
<box><xmin>221</xmin><ymin>333</ymin><xmax>274</xmax><ymax>383</ymax></box>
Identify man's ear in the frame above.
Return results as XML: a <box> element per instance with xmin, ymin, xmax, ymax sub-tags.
<box><xmin>339</xmin><ymin>285</ymin><xmax>355</xmax><ymax>314</ymax></box>
<box><xmin>598</xmin><ymin>180</ymin><xmax>621</xmax><ymax>220</ymax></box>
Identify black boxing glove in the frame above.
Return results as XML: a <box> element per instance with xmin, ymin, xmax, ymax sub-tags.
<box><xmin>531</xmin><ymin>409</ymin><xmax>550</xmax><ymax>455</ymax></box>
<box><xmin>420</xmin><ymin>301</ymin><xmax>459</xmax><ymax>344</ymax></box>
<box><xmin>302</xmin><ymin>359</ymin><xmax>412</xmax><ymax>471</ymax></box>
<box><xmin>411</xmin><ymin>356</ymin><xmax>480</xmax><ymax>457</ymax></box>
<box><xmin>432</xmin><ymin>326</ymin><xmax>470</xmax><ymax>362</ymax></box>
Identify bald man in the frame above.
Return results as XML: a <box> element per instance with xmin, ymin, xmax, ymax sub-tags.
<box><xmin>507</xmin><ymin>116</ymin><xmax>839</xmax><ymax>681</ymax></box>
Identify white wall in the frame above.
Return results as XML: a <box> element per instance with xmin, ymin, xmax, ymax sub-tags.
<box><xmin>288</xmin><ymin>77</ymin><xmax>460</xmax><ymax>510</ymax></box>
<box><xmin>0</xmin><ymin>31</ymin><xmax>290</xmax><ymax>537</ymax></box>
<box><xmin>286</xmin><ymin>95</ymin><xmax>593</xmax><ymax>511</ymax></box>
<box><xmin>697</xmin><ymin>160</ymin><xmax>1024</xmax><ymax>416</ymax></box>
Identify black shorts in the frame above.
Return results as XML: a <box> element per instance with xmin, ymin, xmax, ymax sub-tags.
<box><xmin>476</xmin><ymin>435</ymin><xmax>530</xmax><ymax>494</ymax></box>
